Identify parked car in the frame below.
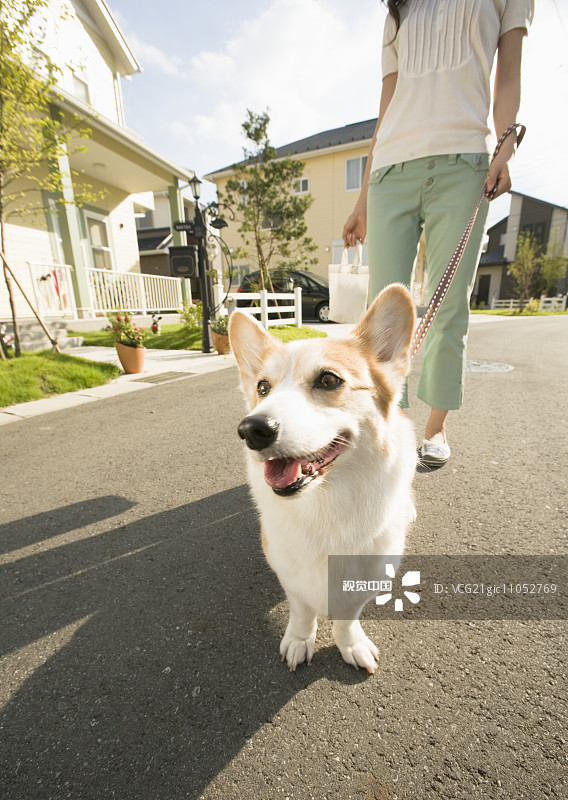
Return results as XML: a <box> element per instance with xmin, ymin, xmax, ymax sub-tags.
<box><xmin>237</xmin><ymin>269</ymin><xmax>330</xmax><ymax>322</ymax></box>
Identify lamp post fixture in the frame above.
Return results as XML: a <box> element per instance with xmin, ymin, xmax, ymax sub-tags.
<box><xmin>189</xmin><ymin>176</ymin><xmax>214</xmax><ymax>353</ymax></box>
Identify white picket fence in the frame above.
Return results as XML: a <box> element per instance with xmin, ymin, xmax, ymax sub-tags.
<box><xmin>86</xmin><ymin>268</ymin><xmax>183</xmax><ymax>315</ymax></box>
<box><xmin>491</xmin><ymin>295</ymin><xmax>567</xmax><ymax>311</ymax></box>
<box><xmin>225</xmin><ymin>287</ymin><xmax>302</xmax><ymax>329</ymax></box>
<box><xmin>540</xmin><ymin>295</ymin><xmax>567</xmax><ymax>312</ymax></box>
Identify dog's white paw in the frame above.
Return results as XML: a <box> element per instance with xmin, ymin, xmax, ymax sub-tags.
<box><xmin>280</xmin><ymin>629</ymin><xmax>316</xmax><ymax>671</ymax></box>
<box><xmin>333</xmin><ymin>622</ymin><xmax>379</xmax><ymax>674</ymax></box>
<box><xmin>409</xmin><ymin>502</ymin><xmax>417</xmax><ymax>523</ymax></box>
<box><xmin>339</xmin><ymin>635</ymin><xmax>379</xmax><ymax>674</ymax></box>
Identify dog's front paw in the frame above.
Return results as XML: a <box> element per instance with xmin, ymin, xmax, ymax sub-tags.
<box><xmin>339</xmin><ymin>637</ymin><xmax>379</xmax><ymax>674</ymax></box>
<box><xmin>333</xmin><ymin>621</ymin><xmax>379</xmax><ymax>674</ymax></box>
<box><xmin>280</xmin><ymin>628</ymin><xmax>316</xmax><ymax>671</ymax></box>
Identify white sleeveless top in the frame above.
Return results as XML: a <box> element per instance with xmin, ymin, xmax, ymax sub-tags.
<box><xmin>370</xmin><ymin>0</ymin><xmax>534</xmax><ymax>172</ymax></box>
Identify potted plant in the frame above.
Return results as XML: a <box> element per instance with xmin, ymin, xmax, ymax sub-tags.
<box><xmin>210</xmin><ymin>314</ymin><xmax>231</xmax><ymax>355</ymax></box>
<box><xmin>108</xmin><ymin>311</ymin><xmax>151</xmax><ymax>374</ymax></box>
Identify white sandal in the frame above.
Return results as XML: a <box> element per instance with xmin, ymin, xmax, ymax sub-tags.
<box><xmin>419</xmin><ymin>433</ymin><xmax>451</xmax><ymax>467</ymax></box>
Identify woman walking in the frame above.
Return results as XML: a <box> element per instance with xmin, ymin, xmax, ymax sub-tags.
<box><xmin>343</xmin><ymin>0</ymin><xmax>534</xmax><ymax>465</ymax></box>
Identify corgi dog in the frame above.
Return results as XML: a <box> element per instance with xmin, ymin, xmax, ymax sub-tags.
<box><xmin>229</xmin><ymin>284</ymin><xmax>417</xmax><ymax>673</ymax></box>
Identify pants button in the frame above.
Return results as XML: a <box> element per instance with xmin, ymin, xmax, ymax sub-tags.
<box><xmin>425</xmin><ymin>177</ymin><xmax>434</xmax><ymax>186</ymax></box>
<box><xmin>427</xmin><ymin>160</ymin><xmax>435</xmax><ymax>169</ymax></box>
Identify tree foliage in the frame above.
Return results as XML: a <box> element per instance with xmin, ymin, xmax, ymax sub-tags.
<box><xmin>509</xmin><ymin>232</ymin><xmax>541</xmax><ymax>311</ymax></box>
<box><xmin>538</xmin><ymin>237</ymin><xmax>567</xmax><ymax>296</ymax></box>
<box><xmin>218</xmin><ymin>109</ymin><xmax>317</xmax><ymax>290</ymax></box>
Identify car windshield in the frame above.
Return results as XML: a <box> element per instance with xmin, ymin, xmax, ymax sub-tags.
<box><xmin>309</xmin><ymin>274</ymin><xmax>329</xmax><ymax>289</ymax></box>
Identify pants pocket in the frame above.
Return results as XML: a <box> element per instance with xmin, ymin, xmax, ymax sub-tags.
<box><xmin>369</xmin><ymin>163</ymin><xmax>396</xmax><ymax>185</ymax></box>
<box><xmin>458</xmin><ymin>153</ymin><xmax>490</xmax><ymax>172</ymax></box>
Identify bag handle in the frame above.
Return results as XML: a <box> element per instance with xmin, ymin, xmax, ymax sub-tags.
<box><xmin>341</xmin><ymin>241</ymin><xmax>364</xmax><ymax>273</ymax></box>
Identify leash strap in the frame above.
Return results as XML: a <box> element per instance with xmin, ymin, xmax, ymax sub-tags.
<box><xmin>409</xmin><ymin>123</ymin><xmax>526</xmax><ymax>360</ymax></box>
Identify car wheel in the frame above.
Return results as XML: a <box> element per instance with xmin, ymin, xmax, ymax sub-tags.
<box><xmin>316</xmin><ymin>303</ymin><xmax>330</xmax><ymax>322</ymax></box>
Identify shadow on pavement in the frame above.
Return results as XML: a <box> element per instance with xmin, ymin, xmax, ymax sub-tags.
<box><xmin>0</xmin><ymin>496</ymin><xmax>137</xmax><ymax>554</ymax></box>
<box><xmin>1</xmin><ymin>486</ymin><xmax>367</xmax><ymax>799</ymax></box>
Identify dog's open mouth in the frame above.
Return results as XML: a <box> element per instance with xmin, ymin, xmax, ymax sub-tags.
<box><xmin>264</xmin><ymin>434</ymin><xmax>350</xmax><ymax>496</ymax></box>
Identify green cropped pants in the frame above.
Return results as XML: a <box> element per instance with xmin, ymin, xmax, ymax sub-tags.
<box><xmin>367</xmin><ymin>153</ymin><xmax>490</xmax><ymax>410</ymax></box>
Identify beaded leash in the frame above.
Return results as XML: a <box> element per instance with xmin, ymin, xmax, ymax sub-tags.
<box><xmin>409</xmin><ymin>123</ymin><xmax>526</xmax><ymax>360</ymax></box>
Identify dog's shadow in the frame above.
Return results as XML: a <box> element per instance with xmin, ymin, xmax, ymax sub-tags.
<box><xmin>1</xmin><ymin>488</ymin><xmax>368</xmax><ymax>800</ymax></box>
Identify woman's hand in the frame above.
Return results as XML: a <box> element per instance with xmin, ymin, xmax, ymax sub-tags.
<box><xmin>343</xmin><ymin>207</ymin><xmax>367</xmax><ymax>247</ymax></box>
<box><xmin>485</xmin><ymin>153</ymin><xmax>512</xmax><ymax>200</ymax></box>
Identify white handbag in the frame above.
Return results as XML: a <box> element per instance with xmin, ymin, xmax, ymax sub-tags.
<box><xmin>328</xmin><ymin>243</ymin><xmax>369</xmax><ymax>324</ymax></box>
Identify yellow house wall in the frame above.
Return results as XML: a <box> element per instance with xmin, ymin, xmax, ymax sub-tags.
<box><xmin>213</xmin><ymin>142</ymin><xmax>371</xmax><ymax>284</ymax></box>
<box><xmin>302</xmin><ymin>144</ymin><xmax>370</xmax><ymax>280</ymax></box>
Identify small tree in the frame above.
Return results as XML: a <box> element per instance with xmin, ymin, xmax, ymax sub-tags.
<box><xmin>538</xmin><ymin>237</ymin><xmax>567</xmax><ymax>297</ymax></box>
<box><xmin>0</xmin><ymin>0</ymin><xmax>97</xmax><ymax>356</ymax></box>
<box><xmin>219</xmin><ymin>109</ymin><xmax>317</xmax><ymax>291</ymax></box>
<box><xmin>509</xmin><ymin>232</ymin><xmax>541</xmax><ymax>312</ymax></box>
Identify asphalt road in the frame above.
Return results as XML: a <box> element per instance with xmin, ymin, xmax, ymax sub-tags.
<box><xmin>1</xmin><ymin>315</ymin><xmax>567</xmax><ymax>800</ymax></box>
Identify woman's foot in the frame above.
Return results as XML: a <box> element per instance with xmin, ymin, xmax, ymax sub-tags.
<box><xmin>419</xmin><ymin>431</ymin><xmax>451</xmax><ymax>467</ymax></box>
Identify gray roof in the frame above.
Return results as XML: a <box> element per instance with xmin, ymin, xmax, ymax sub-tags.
<box><xmin>273</xmin><ymin>118</ymin><xmax>377</xmax><ymax>158</ymax></box>
<box><xmin>206</xmin><ymin>118</ymin><xmax>377</xmax><ymax>177</ymax></box>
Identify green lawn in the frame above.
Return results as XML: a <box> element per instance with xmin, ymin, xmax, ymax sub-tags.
<box><xmin>471</xmin><ymin>309</ymin><xmax>568</xmax><ymax>316</ymax></box>
<box><xmin>71</xmin><ymin>322</ymin><xmax>327</xmax><ymax>349</ymax></box>
<box><xmin>0</xmin><ymin>351</ymin><xmax>120</xmax><ymax>407</ymax></box>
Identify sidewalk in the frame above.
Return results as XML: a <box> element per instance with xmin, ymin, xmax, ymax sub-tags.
<box><xmin>0</xmin><ymin>345</ymin><xmax>237</xmax><ymax>425</ymax></box>
<box><xmin>0</xmin><ymin>314</ymin><xmax>511</xmax><ymax>425</ymax></box>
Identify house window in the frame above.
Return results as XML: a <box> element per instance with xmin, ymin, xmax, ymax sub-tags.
<box><xmin>521</xmin><ymin>222</ymin><xmax>546</xmax><ymax>246</ymax></box>
<box><xmin>346</xmin><ymin>156</ymin><xmax>367</xmax><ymax>191</ymax></box>
<box><xmin>85</xmin><ymin>212</ymin><xmax>113</xmax><ymax>269</ymax></box>
<box><xmin>294</xmin><ymin>177</ymin><xmax>310</xmax><ymax>194</ymax></box>
<box><xmin>72</xmin><ymin>74</ymin><xmax>90</xmax><ymax>104</ymax></box>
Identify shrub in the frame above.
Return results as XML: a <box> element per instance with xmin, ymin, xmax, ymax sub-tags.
<box><xmin>107</xmin><ymin>312</ymin><xmax>150</xmax><ymax>348</ymax></box>
<box><xmin>211</xmin><ymin>315</ymin><xmax>229</xmax><ymax>335</ymax></box>
<box><xmin>525</xmin><ymin>298</ymin><xmax>540</xmax><ymax>313</ymax></box>
<box><xmin>180</xmin><ymin>300</ymin><xmax>202</xmax><ymax>330</ymax></box>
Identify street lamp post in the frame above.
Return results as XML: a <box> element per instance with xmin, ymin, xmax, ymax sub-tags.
<box><xmin>189</xmin><ymin>176</ymin><xmax>214</xmax><ymax>353</ymax></box>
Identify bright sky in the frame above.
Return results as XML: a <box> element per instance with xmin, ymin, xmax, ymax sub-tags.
<box><xmin>108</xmin><ymin>0</ymin><xmax>568</xmax><ymax>228</ymax></box>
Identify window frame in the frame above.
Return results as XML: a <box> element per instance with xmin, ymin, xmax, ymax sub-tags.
<box><xmin>345</xmin><ymin>156</ymin><xmax>368</xmax><ymax>192</ymax></box>
<box><xmin>293</xmin><ymin>177</ymin><xmax>310</xmax><ymax>194</ymax></box>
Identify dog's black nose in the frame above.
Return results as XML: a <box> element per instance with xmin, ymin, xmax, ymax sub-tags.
<box><xmin>238</xmin><ymin>414</ymin><xmax>279</xmax><ymax>451</ymax></box>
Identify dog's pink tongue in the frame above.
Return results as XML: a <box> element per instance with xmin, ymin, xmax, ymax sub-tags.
<box><xmin>264</xmin><ymin>458</ymin><xmax>301</xmax><ymax>489</ymax></box>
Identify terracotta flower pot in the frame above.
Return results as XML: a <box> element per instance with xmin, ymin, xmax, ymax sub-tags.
<box><xmin>212</xmin><ymin>331</ymin><xmax>231</xmax><ymax>355</ymax></box>
<box><xmin>115</xmin><ymin>341</ymin><xmax>146</xmax><ymax>374</ymax></box>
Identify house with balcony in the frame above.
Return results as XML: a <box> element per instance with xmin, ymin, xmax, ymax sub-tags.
<box><xmin>0</xmin><ymin>0</ymin><xmax>193</xmax><ymax>332</ymax></box>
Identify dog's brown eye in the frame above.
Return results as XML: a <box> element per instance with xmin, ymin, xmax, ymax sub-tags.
<box><xmin>316</xmin><ymin>371</ymin><xmax>343</xmax><ymax>390</ymax></box>
<box><xmin>257</xmin><ymin>379</ymin><xmax>271</xmax><ymax>397</ymax></box>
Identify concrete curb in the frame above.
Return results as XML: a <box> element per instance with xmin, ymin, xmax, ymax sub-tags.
<box><xmin>0</xmin><ymin>346</ymin><xmax>237</xmax><ymax>425</ymax></box>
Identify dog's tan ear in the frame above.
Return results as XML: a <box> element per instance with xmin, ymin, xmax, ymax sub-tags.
<box><xmin>229</xmin><ymin>310</ymin><xmax>279</xmax><ymax>387</ymax></box>
<box><xmin>353</xmin><ymin>283</ymin><xmax>416</xmax><ymax>378</ymax></box>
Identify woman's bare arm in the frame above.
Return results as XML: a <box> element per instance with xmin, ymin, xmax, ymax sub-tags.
<box><xmin>485</xmin><ymin>27</ymin><xmax>527</xmax><ymax>200</ymax></box>
<box><xmin>343</xmin><ymin>72</ymin><xmax>398</xmax><ymax>245</ymax></box>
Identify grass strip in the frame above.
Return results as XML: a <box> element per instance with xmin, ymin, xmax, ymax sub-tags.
<box><xmin>0</xmin><ymin>351</ymin><xmax>120</xmax><ymax>407</ymax></box>
<box><xmin>471</xmin><ymin>309</ymin><xmax>568</xmax><ymax>316</ymax></box>
<box><xmin>71</xmin><ymin>323</ymin><xmax>327</xmax><ymax>350</ymax></box>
